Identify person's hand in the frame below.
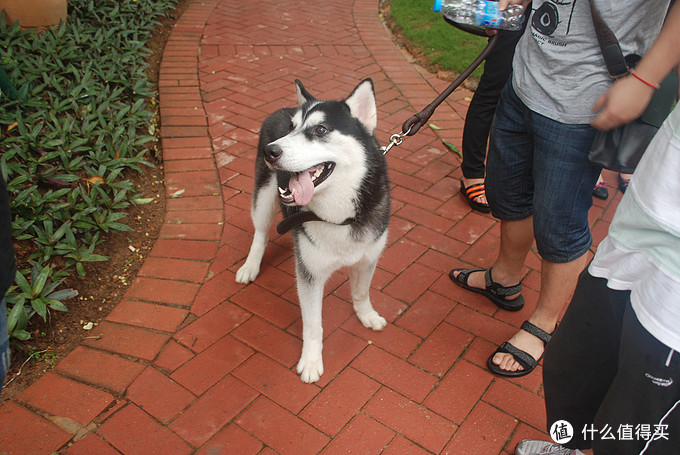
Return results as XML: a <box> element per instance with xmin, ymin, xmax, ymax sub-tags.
<box><xmin>498</xmin><ymin>0</ymin><xmax>532</xmax><ymax>10</ymax></box>
<box><xmin>590</xmin><ymin>75</ymin><xmax>655</xmax><ymax>131</ymax></box>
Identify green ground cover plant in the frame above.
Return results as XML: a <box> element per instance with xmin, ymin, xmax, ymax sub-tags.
<box><xmin>385</xmin><ymin>0</ymin><xmax>488</xmax><ymax>81</ymax></box>
<box><xmin>0</xmin><ymin>0</ymin><xmax>178</xmax><ymax>340</ymax></box>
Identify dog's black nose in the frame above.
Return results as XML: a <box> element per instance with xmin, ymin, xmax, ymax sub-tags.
<box><xmin>265</xmin><ymin>143</ymin><xmax>283</xmax><ymax>163</ymax></box>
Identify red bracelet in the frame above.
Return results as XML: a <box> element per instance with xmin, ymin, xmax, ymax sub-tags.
<box><xmin>630</xmin><ymin>71</ymin><xmax>660</xmax><ymax>89</ymax></box>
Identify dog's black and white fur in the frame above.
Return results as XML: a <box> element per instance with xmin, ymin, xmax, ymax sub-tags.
<box><xmin>235</xmin><ymin>79</ymin><xmax>390</xmax><ymax>383</ymax></box>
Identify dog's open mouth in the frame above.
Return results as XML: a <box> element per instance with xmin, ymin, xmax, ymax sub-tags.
<box><xmin>277</xmin><ymin>162</ymin><xmax>335</xmax><ymax>206</ymax></box>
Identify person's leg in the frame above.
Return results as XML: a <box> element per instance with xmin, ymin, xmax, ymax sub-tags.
<box><xmin>461</xmin><ymin>78</ymin><xmax>499</xmax><ymax>184</ymax></box>
<box><xmin>515</xmin><ymin>270</ymin><xmax>624</xmax><ymax>455</ymax></box>
<box><xmin>455</xmin><ymin>216</ymin><xmax>533</xmax><ymax>298</ymax></box>
<box><xmin>491</xmin><ymin>254</ymin><xmax>589</xmax><ymax>372</ymax></box>
<box><xmin>543</xmin><ymin>270</ymin><xmax>626</xmax><ymax>450</ymax></box>
<box><xmin>489</xmin><ymin>104</ymin><xmax>601</xmax><ymax>374</ymax></box>
<box><xmin>461</xmin><ymin>28</ymin><xmax>525</xmax><ymax>211</ymax></box>
<box><xmin>592</xmin><ymin>304</ymin><xmax>680</xmax><ymax>454</ymax></box>
<box><xmin>453</xmin><ymin>78</ymin><xmax>535</xmax><ymax>300</ymax></box>
<box><xmin>461</xmin><ymin>28</ymin><xmax>523</xmax><ymax>182</ymax></box>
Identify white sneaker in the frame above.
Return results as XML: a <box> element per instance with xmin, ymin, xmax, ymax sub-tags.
<box><xmin>515</xmin><ymin>440</ymin><xmax>579</xmax><ymax>455</ymax></box>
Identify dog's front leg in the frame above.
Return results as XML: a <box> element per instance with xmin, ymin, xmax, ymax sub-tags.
<box><xmin>349</xmin><ymin>257</ymin><xmax>387</xmax><ymax>331</ymax></box>
<box><xmin>236</xmin><ymin>176</ymin><xmax>278</xmax><ymax>284</ymax></box>
<box><xmin>296</xmin><ymin>273</ymin><xmax>325</xmax><ymax>383</ymax></box>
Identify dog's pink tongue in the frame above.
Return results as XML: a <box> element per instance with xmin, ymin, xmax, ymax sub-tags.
<box><xmin>289</xmin><ymin>171</ymin><xmax>314</xmax><ymax>206</ymax></box>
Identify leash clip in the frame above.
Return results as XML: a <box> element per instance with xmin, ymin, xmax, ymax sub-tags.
<box><xmin>381</xmin><ymin>127</ymin><xmax>411</xmax><ymax>155</ymax></box>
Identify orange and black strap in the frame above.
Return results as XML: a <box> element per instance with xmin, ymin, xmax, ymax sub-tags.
<box><xmin>464</xmin><ymin>183</ymin><xmax>486</xmax><ymax>202</ymax></box>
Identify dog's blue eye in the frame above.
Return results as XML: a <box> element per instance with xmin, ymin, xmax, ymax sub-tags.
<box><xmin>314</xmin><ymin>125</ymin><xmax>328</xmax><ymax>136</ymax></box>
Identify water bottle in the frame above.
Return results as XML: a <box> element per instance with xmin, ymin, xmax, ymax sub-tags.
<box><xmin>433</xmin><ymin>0</ymin><xmax>526</xmax><ymax>31</ymax></box>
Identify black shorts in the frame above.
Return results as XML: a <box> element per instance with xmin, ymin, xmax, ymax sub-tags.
<box><xmin>543</xmin><ymin>269</ymin><xmax>680</xmax><ymax>454</ymax></box>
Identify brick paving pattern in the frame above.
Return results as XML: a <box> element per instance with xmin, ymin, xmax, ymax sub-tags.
<box><xmin>0</xmin><ymin>0</ymin><xmax>623</xmax><ymax>454</ymax></box>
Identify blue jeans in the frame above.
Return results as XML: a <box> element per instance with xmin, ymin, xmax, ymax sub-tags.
<box><xmin>485</xmin><ymin>79</ymin><xmax>601</xmax><ymax>263</ymax></box>
<box><xmin>0</xmin><ymin>298</ymin><xmax>9</xmax><ymax>392</ymax></box>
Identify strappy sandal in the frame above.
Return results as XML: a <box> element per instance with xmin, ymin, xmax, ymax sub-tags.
<box><xmin>459</xmin><ymin>178</ymin><xmax>491</xmax><ymax>213</ymax></box>
<box><xmin>449</xmin><ymin>267</ymin><xmax>524</xmax><ymax>311</ymax></box>
<box><xmin>487</xmin><ymin>320</ymin><xmax>554</xmax><ymax>377</ymax></box>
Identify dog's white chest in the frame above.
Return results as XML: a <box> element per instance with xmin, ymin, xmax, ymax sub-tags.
<box><xmin>297</xmin><ymin>224</ymin><xmax>386</xmax><ymax>271</ymax></box>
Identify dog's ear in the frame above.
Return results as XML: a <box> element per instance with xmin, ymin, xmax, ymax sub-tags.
<box><xmin>345</xmin><ymin>79</ymin><xmax>377</xmax><ymax>133</ymax></box>
<box><xmin>295</xmin><ymin>79</ymin><xmax>315</xmax><ymax>106</ymax></box>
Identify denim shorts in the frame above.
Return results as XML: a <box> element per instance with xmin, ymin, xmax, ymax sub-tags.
<box><xmin>485</xmin><ymin>79</ymin><xmax>601</xmax><ymax>263</ymax></box>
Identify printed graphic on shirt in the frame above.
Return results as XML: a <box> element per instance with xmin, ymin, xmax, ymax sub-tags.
<box><xmin>531</xmin><ymin>0</ymin><xmax>577</xmax><ymax>46</ymax></box>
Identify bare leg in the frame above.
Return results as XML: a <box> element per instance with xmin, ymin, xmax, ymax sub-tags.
<box><xmin>453</xmin><ymin>217</ymin><xmax>534</xmax><ymax>294</ymax></box>
<box><xmin>491</xmin><ymin>254</ymin><xmax>589</xmax><ymax>373</ymax></box>
<box><xmin>453</xmin><ymin>216</ymin><xmax>588</xmax><ymax>374</ymax></box>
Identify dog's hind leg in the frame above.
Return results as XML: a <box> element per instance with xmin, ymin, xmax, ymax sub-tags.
<box><xmin>235</xmin><ymin>175</ymin><xmax>278</xmax><ymax>284</ymax></box>
<box><xmin>349</xmin><ymin>256</ymin><xmax>387</xmax><ymax>331</ymax></box>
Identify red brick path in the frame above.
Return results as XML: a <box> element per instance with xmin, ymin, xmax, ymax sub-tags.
<box><xmin>0</xmin><ymin>1</ymin><xmax>622</xmax><ymax>453</ymax></box>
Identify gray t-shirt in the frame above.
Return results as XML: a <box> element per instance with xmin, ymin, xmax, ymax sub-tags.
<box><xmin>512</xmin><ymin>0</ymin><xmax>670</xmax><ymax>124</ymax></box>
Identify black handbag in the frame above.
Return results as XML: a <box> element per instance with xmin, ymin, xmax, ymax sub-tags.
<box><xmin>587</xmin><ymin>0</ymin><xmax>677</xmax><ymax>173</ymax></box>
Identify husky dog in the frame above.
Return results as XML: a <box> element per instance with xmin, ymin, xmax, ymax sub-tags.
<box><xmin>235</xmin><ymin>79</ymin><xmax>390</xmax><ymax>383</ymax></box>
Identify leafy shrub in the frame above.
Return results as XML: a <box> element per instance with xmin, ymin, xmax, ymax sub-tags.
<box><xmin>0</xmin><ymin>0</ymin><xmax>178</xmax><ymax>340</ymax></box>
<box><xmin>6</xmin><ymin>263</ymin><xmax>77</xmax><ymax>340</ymax></box>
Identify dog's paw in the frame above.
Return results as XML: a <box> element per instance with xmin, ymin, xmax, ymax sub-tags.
<box><xmin>235</xmin><ymin>263</ymin><xmax>259</xmax><ymax>284</ymax></box>
<box><xmin>297</xmin><ymin>355</ymin><xmax>324</xmax><ymax>383</ymax></box>
<box><xmin>357</xmin><ymin>310</ymin><xmax>387</xmax><ymax>331</ymax></box>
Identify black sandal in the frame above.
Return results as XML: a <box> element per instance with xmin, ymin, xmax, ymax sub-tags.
<box><xmin>460</xmin><ymin>178</ymin><xmax>491</xmax><ymax>213</ymax></box>
<box><xmin>487</xmin><ymin>320</ymin><xmax>554</xmax><ymax>377</ymax></box>
<box><xmin>449</xmin><ymin>267</ymin><xmax>524</xmax><ymax>311</ymax></box>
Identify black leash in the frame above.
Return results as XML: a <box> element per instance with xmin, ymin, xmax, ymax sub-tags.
<box><xmin>382</xmin><ymin>20</ymin><xmax>499</xmax><ymax>153</ymax></box>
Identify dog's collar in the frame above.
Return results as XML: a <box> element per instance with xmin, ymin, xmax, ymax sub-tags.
<box><xmin>276</xmin><ymin>211</ymin><xmax>356</xmax><ymax>235</ymax></box>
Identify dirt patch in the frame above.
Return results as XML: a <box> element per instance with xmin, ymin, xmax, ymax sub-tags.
<box><xmin>1</xmin><ymin>0</ymin><xmax>192</xmax><ymax>403</ymax></box>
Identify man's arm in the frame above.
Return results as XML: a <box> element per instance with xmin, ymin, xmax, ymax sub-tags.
<box><xmin>591</xmin><ymin>1</ymin><xmax>680</xmax><ymax>131</ymax></box>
